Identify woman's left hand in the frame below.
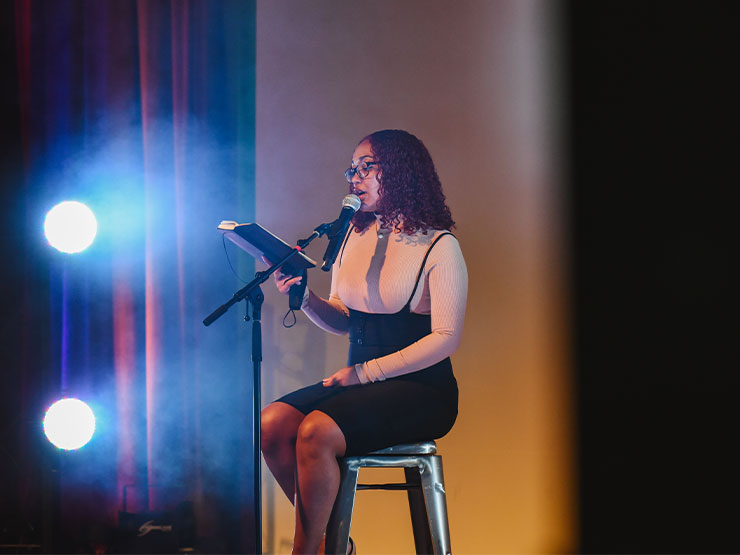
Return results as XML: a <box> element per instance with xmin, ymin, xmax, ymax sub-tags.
<box><xmin>323</xmin><ymin>366</ymin><xmax>360</xmax><ymax>388</ymax></box>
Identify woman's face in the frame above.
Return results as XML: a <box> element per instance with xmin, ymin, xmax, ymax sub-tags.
<box><xmin>349</xmin><ymin>140</ymin><xmax>381</xmax><ymax>212</ymax></box>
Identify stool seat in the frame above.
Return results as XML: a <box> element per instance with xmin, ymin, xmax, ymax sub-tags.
<box><xmin>326</xmin><ymin>440</ymin><xmax>452</xmax><ymax>555</ymax></box>
<box><xmin>369</xmin><ymin>441</ymin><xmax>437</xmax><ymax>455</ymax></box>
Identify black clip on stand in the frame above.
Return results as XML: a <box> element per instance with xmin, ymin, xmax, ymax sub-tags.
<box><xmin>202</xmin><ymin>221</ymin><xmax>333</xmax><ymax>555</ymax></box>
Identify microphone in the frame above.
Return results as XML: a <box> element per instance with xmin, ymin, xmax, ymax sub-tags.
<box><xmin>321</xmin><ymin>194</ymin><xmax>361</xmax><ymax>271</ymax></box>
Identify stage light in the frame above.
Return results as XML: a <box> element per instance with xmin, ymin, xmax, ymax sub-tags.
<box><xmin>43</xmin><ymin>398</ymin><xmax>96</xmax><ymax>450</ymax></box>
<box><xmin>44</xmin><ymin>201</ymin><xmax>98</xmax><ymax>253</ymax></box>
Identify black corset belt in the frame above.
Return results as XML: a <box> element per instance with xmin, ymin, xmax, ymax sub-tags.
<box><xmin>347</xmin><ymin>307</ymin><xmax>455</xmax><ymax>390</ymax></box>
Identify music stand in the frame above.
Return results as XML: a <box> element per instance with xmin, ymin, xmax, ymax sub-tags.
<box><xmin>203</xmin><ymin>220</ymin><xmax>328</xmax><ymax>554</ymax></box>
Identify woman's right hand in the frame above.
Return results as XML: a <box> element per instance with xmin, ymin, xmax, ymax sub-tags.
<box><xmin>263</xmin><ymin>256</ymin><xmax>304</xmax><ymax>295</ymax></box>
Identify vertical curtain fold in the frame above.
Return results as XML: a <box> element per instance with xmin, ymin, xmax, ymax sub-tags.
<box><xmin>6</xmin><ymin>1</ymin><xmax>257</xmax><ymax>551</ymax></box>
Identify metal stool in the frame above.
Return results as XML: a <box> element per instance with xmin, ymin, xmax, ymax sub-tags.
<box><xmin>325</xmin><ymin>441</ymin><xmax>452</xmax><ymax>555</ymax></box>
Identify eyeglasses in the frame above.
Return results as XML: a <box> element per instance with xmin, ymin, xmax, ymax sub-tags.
<box><xmin>344</xmin><ymin>161</ymin><xmax>378</xmax><ymax>183</ymax></box>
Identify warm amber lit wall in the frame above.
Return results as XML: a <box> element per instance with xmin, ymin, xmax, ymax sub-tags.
<box><xmin>255</xmin><ymin>1</ymin><xmax>573</xmax><ymax>553</ymax></box>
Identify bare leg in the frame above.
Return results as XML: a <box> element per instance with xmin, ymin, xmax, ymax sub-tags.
<box><xmin>293</xmin><ymin>410</ymin><xmax>346</xmax><ymax>554</ymax></box>
<box><xmin>261</xmin><ymin>402</ymin><xmax>306</xmax><ymax>503</ymax></box>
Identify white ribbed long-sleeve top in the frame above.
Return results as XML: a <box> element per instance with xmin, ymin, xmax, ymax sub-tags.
<box><xmin>302</xmin><ymin>220</ymin><xmax>468</xmax><ymax>383</ymax></box>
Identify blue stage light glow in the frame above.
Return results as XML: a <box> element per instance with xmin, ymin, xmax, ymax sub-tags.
<box><xmin>43</xmin><ymin>398</ymin><xmax>96</xmax><ymax>450</ymax></box>
<box><xmin>44</xmin><ymin>201</ymin><xmax>98</xmax><ymax>253</ymax></box>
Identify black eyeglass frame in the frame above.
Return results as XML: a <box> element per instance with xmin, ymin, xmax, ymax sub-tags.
<box><xmin>344</xmin><ymin>161</ymin><xmax>378</xmax><ymax>183</ymax></box>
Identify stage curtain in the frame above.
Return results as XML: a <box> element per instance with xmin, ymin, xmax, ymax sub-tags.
<box><xmin>4</xmin><ymin>1</ymin><xmax>257</xmax><ymax>552</ymax></box>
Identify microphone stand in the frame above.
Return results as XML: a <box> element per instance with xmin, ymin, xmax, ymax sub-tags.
<box><xmin>203</xmin><ymin>221</ymin><xmax>334</xmax><ymax>555</ymax></box>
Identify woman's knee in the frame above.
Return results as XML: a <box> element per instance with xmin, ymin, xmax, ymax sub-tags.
<box><xmin>261</xmin><ymin>402</ymin><xmax>304</xmax><ymax>454</ymax></box>
<box><xmin>296</xmin><ymin>411</ymin><xmax>346</xmax><ymax>459</ymax></box>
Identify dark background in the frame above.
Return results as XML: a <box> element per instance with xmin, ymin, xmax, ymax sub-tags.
<box><xmin>1</xmin><ymin>1</ymin><xmax>738</xmax><ymax>553</ymax></box>
<box><xmin>567</xmin><ymin>2</ymin><xmax>738</xmax><ymax>553</ymax></box>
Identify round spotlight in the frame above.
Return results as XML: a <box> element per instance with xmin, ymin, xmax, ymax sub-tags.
<box><xmin>44</xmin><ymin>201</ymin><xmax>98</xmax><ymax>253</ymax></box>
<box><xmin>43</xmin><ymin>398</ymin><xmax>96</xmax><ymax>450</ymax></box>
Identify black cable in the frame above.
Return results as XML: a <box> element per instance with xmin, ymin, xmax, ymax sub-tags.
<box><xmin>222</xmin><ymin>235</ymin><xmax>249</xmax><ymax>283</ymax></box>
<box><xmin>282</xmin><ymin>309</ymin><xmax>297</xmax><ymax>328</ymax></box>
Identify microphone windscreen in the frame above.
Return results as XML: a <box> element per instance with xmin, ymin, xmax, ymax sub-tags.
<box><xmin>342</xmin><ymin>194</ymin><xmax>362</xmax><ymax>212</ymax></box>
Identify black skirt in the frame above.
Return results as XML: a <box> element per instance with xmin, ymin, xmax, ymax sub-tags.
<box><xmin>275</xmin><ymin>307</ymin><xmax>459</xmax><ymax>456</ymax></box>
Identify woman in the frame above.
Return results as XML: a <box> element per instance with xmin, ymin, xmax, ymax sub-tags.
<box><xmin>261</xmin><ymin>129</ymin><xmax>468</xmax><ymax>554</ymax></box>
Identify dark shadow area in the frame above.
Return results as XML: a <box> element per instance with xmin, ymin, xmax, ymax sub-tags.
<box><xmin>566</xmin><ymin>2</ymin><xmax>738</xmax><ymax>553</ymax></box>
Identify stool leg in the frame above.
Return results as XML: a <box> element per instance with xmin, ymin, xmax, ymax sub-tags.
<box><xmin>325</xmin><ymin>460</ymin><xmax>359</xmax><ymax>555</ymax></box>
<box><xmin>419</xmin><ymin>456</ymin><xmax>452</xmax><ymax>555</ymax></box>
<box><xmin>405</xmin><ymin>466</ymin><xmax>434</xmax><ymax>554</ymax></box>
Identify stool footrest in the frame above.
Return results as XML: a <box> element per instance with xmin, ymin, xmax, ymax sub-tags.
<box><xmin>357</xmin><ymin>482</ymin><xmax>419</xmax><ymax>491</ymax></box>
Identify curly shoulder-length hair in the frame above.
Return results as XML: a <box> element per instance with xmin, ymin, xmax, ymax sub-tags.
<box><xmin>350</xmin><ymin>129</ymin><xmax>455</xmax><ymax>234</ymax></box>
